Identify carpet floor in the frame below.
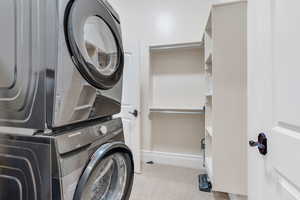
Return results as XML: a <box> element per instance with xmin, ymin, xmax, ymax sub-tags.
<box><xmin>130</xmin><ymin>164</ymin><xmax>229</xmax><ymax>200</ymax></box>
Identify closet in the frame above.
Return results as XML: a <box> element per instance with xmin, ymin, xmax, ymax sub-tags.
<box><xmin>203</xmin><ymin>1</ymin><xmax>247</xmax><ymax>196</ymax></box>
<box><xmin>145</xmin><ymin>43</ymin><xmax>206</xmax><ymax>168</ymax></box>
<box><xmin>143</xmin><ymin>1</ymin><xmax>247</xmax><ymax>196</ymax></box>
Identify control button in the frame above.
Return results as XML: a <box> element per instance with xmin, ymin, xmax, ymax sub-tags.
<box><xmin>99</xmin><ymin>126</ymin><xmax>108</xmax><ymax>135</ymax></box>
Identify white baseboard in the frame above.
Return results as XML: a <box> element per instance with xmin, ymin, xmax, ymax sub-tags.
<box><xmin>142</xmin><ymin>150</ymin><xmax>204</xmax><ymax>170</ymax></box>
<box><xmin>229</xmin><ymin>194</ymin><xmax>247</xmax><ymax>200</ymax></box>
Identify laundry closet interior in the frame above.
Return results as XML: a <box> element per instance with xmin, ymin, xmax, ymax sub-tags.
<box><xmin>142</xmin><ymin>1</ymin><xmax>247</xmax><ymax>193</ymax></box>
<box><xmin>109</xmin><ymin>0</ymin><xmax>248</xmax><ymax>199</ymax></box>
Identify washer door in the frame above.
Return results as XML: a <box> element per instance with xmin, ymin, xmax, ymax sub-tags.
<box><xmin>74</xmin><ymin>143</ymin><xmax>134</xmax><ymax>200</ymax></box>
<box><xmin>65</xmin><ymin>0</ymin><xmax>124</xmax><ymax>90</ymax></box>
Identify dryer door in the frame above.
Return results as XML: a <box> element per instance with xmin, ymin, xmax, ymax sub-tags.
<box><xmin>65</xmin><ymin>0</ymin><xmax>124</xmax><ymax>90</ymax></box>
<box><xmin>74</xmin><ymin>142</ymin><xmax>134</xmax><ymax>200</ymax></box>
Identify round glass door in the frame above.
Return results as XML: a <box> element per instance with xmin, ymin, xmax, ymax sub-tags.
<box><xmin>81</xmin><ymin>153</ymin><xmax>132</xmax><ymax>200</ymax></box>
<box><xmin>65</xmin><ymin>0</ymin><xmax>124</xmax><ymax>89</ymax></box>
<box><xmin>83</xmin><ymin>16</ymin><xmax>118</xmax><ymax>77</ymax></box>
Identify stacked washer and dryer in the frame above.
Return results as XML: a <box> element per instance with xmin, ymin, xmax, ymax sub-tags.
<box><xmin>0</xmin><ymin>0</ymin><xmax>134</xmax><ymax>199</ymax></box>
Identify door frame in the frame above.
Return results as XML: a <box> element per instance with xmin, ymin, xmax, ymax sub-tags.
<box><xmin>248</xmin><ymin>0</ymin><xmax>274</xmax><ymax>198</ymax></box>
<box><xmin>121</xmin><ymin>41</ymin><xmax>142</xmax><ymax>173</ymax></box>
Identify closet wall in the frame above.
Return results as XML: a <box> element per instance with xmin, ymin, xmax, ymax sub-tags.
<box><xmin>151</xmin><ymin>114</ymin><xmax>204</xmax><ymax>155</ymax></box>
<box><xmin>149</xmin><ymin>46</ymin><xmax>205</xmax><ymax>156</ymax></box>
<box><xmin>150</xmin><ymin>47</ymin><xmax>205</xmax><ymax>109</ymax></box>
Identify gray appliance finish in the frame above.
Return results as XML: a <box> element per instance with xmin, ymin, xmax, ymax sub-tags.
<box><xmin>0</xmin><ymin>0</ymin><xmax>124</xmax><ymax>130</ymax></box>
<box><xmin>0</xmin><ymin>118</ymin><xmax>134</xmax><ymax>200</ymax></box>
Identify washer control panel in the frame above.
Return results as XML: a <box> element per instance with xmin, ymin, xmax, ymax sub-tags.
<box><xmin>55</xmin><ymin>118</ymin><xmax>123</xmax><ymax>155</ymax></box>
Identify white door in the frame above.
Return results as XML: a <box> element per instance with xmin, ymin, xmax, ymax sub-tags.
<box><xmin>248</xmin><ymin>0</ymin><xmax>300</xmax><ymax>199</ymax></box>
<box><xmin>117</xmin><ymin>46</ymin><xmax>141</xmax><ymax>173</ymax></box>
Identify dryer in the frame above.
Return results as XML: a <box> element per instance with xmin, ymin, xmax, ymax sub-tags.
<box><xmin>0</xmin><ymin>0</ymin><xmax>124</xmax><ymax>130</ymax></box>
<box><xmin>0</xmin><ymin>118</ymin><xmax>134</xmax><ymax>200</ymax></box>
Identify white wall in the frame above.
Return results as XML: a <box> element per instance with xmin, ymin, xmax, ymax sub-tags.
<box><xmin>109</xmin><ymin>0</ymin><xmax>212</xmax><ymax>47</ymax></box>
<box><xmin>109</xmin><ymin>0</ymin><xmax>212</xmax><ymax>152</ymax></box>
<box><xmin>109</xmin><ymin>0</ymin><xmax>245</xmax><ymax>49</ymax></box>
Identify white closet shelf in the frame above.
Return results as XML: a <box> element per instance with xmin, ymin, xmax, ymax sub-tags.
<box><xmin>150</xmin><ymin>42</ymin><xmax>203</xmax><ymax>51</ymax></box>
<box><xmin>202</xmin><ymin>2</ymin><xmax>247</xmax><ymax>195</ymax></box>
<box><xmin>206</xmin><ymin>126</ymin><xmax>213</xmax><ymax>137</ymax></box>
<box><xmin>149</xmin><ymin>107</ymin><xmax>204</xmax><ymax>115</ymax></box>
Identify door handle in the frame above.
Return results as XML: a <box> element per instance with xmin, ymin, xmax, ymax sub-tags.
<box><xmin>129</xmin><ymin>109</ymin><xmax>138</xmax><ymax>117</ymax></box>
<box><xmin>249</xmin><ymin>133</ymin><xmax>267</xmax><ymax>155</ymax></box>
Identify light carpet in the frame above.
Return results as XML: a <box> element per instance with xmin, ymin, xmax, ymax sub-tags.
<box><xmin>130</xmin><ymin>163</ymin><xmax>229</xmax><ymax>200</ymax></box>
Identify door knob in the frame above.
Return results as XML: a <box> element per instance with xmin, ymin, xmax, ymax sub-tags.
<box><xmin>129</xmin><ymin>109</ymin><xmax>138</xmax><ymax>117</ymax></box>
<box><xmin>249</xmin><ymin>133</ymin><xmax>267</xmax><ymax>155</ymax></box>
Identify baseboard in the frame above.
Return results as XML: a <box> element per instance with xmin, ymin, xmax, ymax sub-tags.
<box><xmin>142</xmin><ymin>150</ymin><xmax>204</xmax><ymax>170</ymax></box>
<box><xmin>229</xmin><ymin>194</ymin><xmax>247</xmax><ymax>200</ymax></box>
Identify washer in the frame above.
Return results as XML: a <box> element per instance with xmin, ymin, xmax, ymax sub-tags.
<box><xmin>0</xmin><ymin>118</ymin><xmax>134</xmax><ymax>200</ymax></box>
<box><xmin>0</xmin><ymin>0</ymin><xmax>124</xmax><ymax>130</ymax></box>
